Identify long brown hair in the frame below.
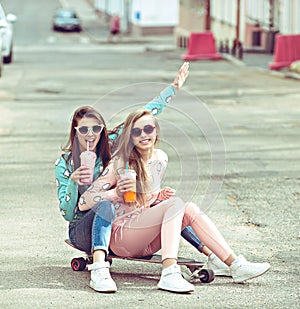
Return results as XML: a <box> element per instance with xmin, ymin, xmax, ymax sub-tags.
<box><xmin>113</xmin><ymin>109</ymin><xmax>160</xmax><ymax>205</ymax></box>
<box><xmin>62</xmin><ymin>106</ymin><xmax>111</xmax><ymax>171</ymax></box>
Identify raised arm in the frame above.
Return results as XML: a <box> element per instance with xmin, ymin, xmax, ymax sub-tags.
<box><xmin>144</xmin><ymin>62</ymin><xmax>190</xmax><ymax>116</ymax></box>
<box><xmin>109</xmin><ymin>62</ymin><xmax>190</xmax><ymax>143</ymax></box>
<box><xmin>172</xmin><ymin>61</ymin><xmax>190</xmax><ymax>89</ymax></box>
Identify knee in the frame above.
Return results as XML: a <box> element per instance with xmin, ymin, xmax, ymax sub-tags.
<box><xmin>93</xmin><ymin>200</ymin><xmax>116</xmax><ymax>222</ymax></box>
<box><xmin>170</xmin><ymin>196</ymin><xmax>184</xmax><ymax>205</ymax></box>
<box><xmin>166</xmin><ymin>196</ymin><xmax>185</xmax><ymax>212</ymax></box>
<box><xmin>185</xmin><ymin>202</ymin><xmax>201</xmax><ymax>216</ymax></box>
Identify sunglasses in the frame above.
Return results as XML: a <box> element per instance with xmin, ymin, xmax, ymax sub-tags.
<box><xmin>131</xmin><ymin>125</ymin><xmax>155</xmax><ymax>137</ymax></box>
<box><xmin>75</xmin><ymin>125</ymin><xmax>104</xmax><ymax>135</ymax></box>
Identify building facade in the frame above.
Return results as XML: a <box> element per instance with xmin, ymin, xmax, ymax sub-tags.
<box><xmin>176</xmin><ymin>0</ymin><xmax>300</xmax><ymax>53</ymax></box>
<box><xmin>93</xmin><ymin>0</ymin><xmax>179</xmax><ymax>35</ymax></box>
<box><xmin>92</xmin><ymin>0</ymin><xmax>300</xmax><ymax>53</ymax></box>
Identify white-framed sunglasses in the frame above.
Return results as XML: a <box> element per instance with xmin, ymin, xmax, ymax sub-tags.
<box><xmin>75</xmin><ymin>125</ymin><xmax>104</xmax><ymax>135</ymax></box>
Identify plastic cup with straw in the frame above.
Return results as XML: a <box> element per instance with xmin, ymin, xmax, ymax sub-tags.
<box><xmin>79</xmin><ymin>141</ymin><xmax>96</xmax><ymax>185</ymax></box>
<box><xmin>122</xmin><ymin>162</ymin><xmax>137</xmax><ymax>203</ymax></box>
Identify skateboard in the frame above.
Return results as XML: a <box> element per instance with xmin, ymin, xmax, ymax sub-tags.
<box><xmin>65</xmin><ymin>239</ymin><xmax>214</xmax><ymax>283</ymax></box>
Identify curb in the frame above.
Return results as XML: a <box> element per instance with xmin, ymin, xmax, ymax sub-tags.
<box><xmin>221</xmin><ymin>53</ymin><xmax>246</xmax><ymax>66</ymax></box>
<box><xmin>222</xmin><ymin>53</ymin><xmax>300</xmax><ymax>81</ymax></box>
<box><xmin>285</xmin><ymin>71</ymin><xmax>300</xmax><ymax>80</ymax></box>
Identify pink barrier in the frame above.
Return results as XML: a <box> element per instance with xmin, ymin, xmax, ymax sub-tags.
<box><xmin>182</xmin><ymin>32</ymin><xmax>222</xmax><ymax>61</ymax></box>
<box><xmin>269</xmin><ymin>34</ymin><xmax>300</xmax><ymax>70</ymax></box>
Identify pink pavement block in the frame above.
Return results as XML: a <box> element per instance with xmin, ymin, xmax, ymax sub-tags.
<box><xmin>269</xmin><ymin>34</ymin><xmax>300</xmax><ymax>70</ymax></box>
<box><xmin>182</xmin><ymin>32</ymin><xmax>222</xmax><ymax>61</ymax></box>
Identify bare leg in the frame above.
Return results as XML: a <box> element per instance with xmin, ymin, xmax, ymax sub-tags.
<box><xmin>93</xmin><ymin>250</ymin><xmax>106</xmax><ymax>263</ymax></box>
<box><xmin>224</xmin><ymin>254</ymin><xmax>237</xmax><ymax>266</ymax></box>
<box><xmin>162</xmin><ymin>258</ymin><xmax>177</xmax><ymax>269</ymax></box>
<box><xmin>202</xmin><ymin>246</ymin><xmax>212</xmax><ymax>256</ymax></box>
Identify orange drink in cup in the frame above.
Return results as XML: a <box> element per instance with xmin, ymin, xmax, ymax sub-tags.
<box><xmin>124</xmin><ymin>189</ymin><xmax>136</xmax><ymax>203</ymax></box>
<box><xmin>120</xmin><ymin>169</ymin><xmax>136</xmax><ymax>203</ymax></box>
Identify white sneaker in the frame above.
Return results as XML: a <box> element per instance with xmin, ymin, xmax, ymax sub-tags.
<box><xmin>207</xmin><ymin>253</ymin><xmax>231</xmax><ymax>277</ymax></box>
<box><xmin>230</xmin><ymin>255</ymin><xmax>270</xmax><ymax>283</ymax></box>
<box><xmin>88</xmin><ymin>262</ymin><xmax>117</xmax><ymax>292</ymax></box>
<box><xmin>157</xmin><ymin>264</ymin><xmax>195</xmax><ymax>293</ymax></box>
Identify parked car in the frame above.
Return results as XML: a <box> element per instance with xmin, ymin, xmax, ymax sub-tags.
<box><xmin>0</xmin><ymin>3</ymin><xmax>17</xmax><ymax>64</ymax></box>
<box><xmin>52</xmin><ymin>8</ymin><xmax>82</xmax><ymax>32</ymax></box>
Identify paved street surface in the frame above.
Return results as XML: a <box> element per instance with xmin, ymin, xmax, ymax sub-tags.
<box><xmin>0</xmin><ymin>0</ymin><xmax>299</xmax><ymax>308</ymax></box>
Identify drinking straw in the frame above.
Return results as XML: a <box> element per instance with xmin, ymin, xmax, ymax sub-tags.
<box><xmin>125</xmin><ymin>161</ymin><xmax>129</xmax><ymax>171</ymax></box>
<box><xmin>87</xmin><ymin>141</ymin><xmax>89</xmax><ymax>152</ymax></box>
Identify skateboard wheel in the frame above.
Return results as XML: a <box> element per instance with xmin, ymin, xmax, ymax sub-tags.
<box><xmin>71</xmin><ymin>257</ymin><xmax>87</xmax><ymax>271</ymax></box>
<box><xmin>199</xmin><ymin>269</ymin><xmax>215</xmax><ymax>283</ymax></box>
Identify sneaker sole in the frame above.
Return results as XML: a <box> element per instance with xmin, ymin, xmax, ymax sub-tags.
<box><xmin>211</xmin><ymin>269</ymin><xmax>231</xmax><ymax>277</ymax></box>
<box><xmin>233</xmin><ymin>265</ymin><xmax>270</xmax><ymax>283</ymax></box>
<box><xmin>90</xmin><ymin>281</ymin><xmax>117</xmax><ymax>293</ymax></box>
<box><xmin>157</xmin><ymin>283</ymin><xmax>194</xmax><ymax>293</ymax></box>
<box><xmin>158</xmin><ymin>286</ymin><xmax>194</xmax><ymax>293</ymax></box>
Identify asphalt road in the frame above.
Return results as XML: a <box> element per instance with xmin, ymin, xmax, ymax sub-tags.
<box><xmin>0</xmin><ymin>0</ymin><xmax>299</xmax><ymax>308</ymax></box>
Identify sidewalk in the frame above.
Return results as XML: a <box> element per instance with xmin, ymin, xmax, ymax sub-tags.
<box><xmin>77</xmin><ymin>0</ymin><xmax>300</xmax><ymax>81</ymax></box>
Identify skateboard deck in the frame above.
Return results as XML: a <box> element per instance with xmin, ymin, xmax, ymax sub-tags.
<box><xmin>108</xmin><ymin>253</ymin><xmax>204</xmax><ymax>267</ymax></box>
<box><xmin>65</xmin><ymin>239</ymin><xmax>214</xmax><ymax>283</ymax></box>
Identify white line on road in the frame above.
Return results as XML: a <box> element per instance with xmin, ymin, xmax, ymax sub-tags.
<box><xmin>15</xmin><ymin>45</ymin><xmax>146</xmax><ymax>53</ymax></box>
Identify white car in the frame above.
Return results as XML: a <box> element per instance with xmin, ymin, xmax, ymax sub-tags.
<box><xmin>0</xmin><ymin>3</ymin><xmax>17</xmax><ymax>64</ymax></box>
<box><xmin>0</xmin><ymin>38</ymin><xmax>3</xmax><ymax>76</ymax></box>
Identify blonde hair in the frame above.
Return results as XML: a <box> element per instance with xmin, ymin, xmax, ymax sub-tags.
<box><xmin>113</xmin><ymin>109</ymin><xmax>160</xmax><ymax>206</ymax></box>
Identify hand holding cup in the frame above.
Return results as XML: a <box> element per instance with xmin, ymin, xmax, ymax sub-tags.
<box><xmin>118</xmin><ymin>169</ymin><xmax>137</xmax><ymax>203</ymax></box>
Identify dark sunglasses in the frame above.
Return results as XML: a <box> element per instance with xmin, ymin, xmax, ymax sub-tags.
<box><xmin>75</xmin><ymin>125</ymin><xmax>104</xmax><ymax>135</ymax></box>
<box><xmin>131</xmin><ymin>125</ymin><xmax>155</xmax><ymax>137</ymax></box>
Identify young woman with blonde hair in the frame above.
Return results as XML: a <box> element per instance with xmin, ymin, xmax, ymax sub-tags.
<box><xmin>79</xmin><ymin>109</ymin><xmax>270</xmax><ymax>293</ymax></box>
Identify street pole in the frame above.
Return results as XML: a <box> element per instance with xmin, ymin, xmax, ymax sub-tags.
<box><xmin>266</xmin><ymin>0</ymin><xmax>276</xmax><ymax>53</ymax></box>
<box><xmin>232</xmin><ymin>0</ymin><xmax>243</xmax><ymax>59</ymax></box>
<box><xmin>124</xmin><ymin>0</ymin><xmax>130</xmax><ymax>34</ymax></box>
<box><xmin>205</xmin><ymin>0</ymin><xmax>211</xmax><ymax>31</ymax></box>
<box><xmin>269</xmin><ymin>0</ymin><xmax>274</xmax><ymax>30</ymax></box>
<box><xmin>236</xmin><ymin>0</ymin><xmax>240</xmax><ymax>48</ymax></box>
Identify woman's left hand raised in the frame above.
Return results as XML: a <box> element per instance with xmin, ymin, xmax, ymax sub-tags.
<box><xmin>172</xmin><ymin>62</ymin><xmax>189</xmax><ymax>89</ymax></box>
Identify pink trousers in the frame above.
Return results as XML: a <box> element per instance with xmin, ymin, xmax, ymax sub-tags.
<box><xmin>110</xmin><ymin>197</ymin><xmax>233</xmax><ymax>262</ymax></box>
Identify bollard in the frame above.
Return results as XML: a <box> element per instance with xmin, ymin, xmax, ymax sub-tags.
<box><xmin>238</xmin><ymin>42</ymin><xmax>243</xmax><ymax>60</ymax></box>
<box><xmin>269</xmin><ymin>34</ymin><xmax>300</xmax><ymax>70</ymax></box>
<box><xmin>225</xmin><ymin>39</ymin><xmax>230</xmax><ymax>53</ymax></box>
<box><xmin>181</xmin><ymin>32</ymin><xmax>222</xmax><ymax>61</ymax></box>
<box><xmin>219</xmin><ymin>41</ymin><xmax>224</xmax><ymax>53</ymax></box>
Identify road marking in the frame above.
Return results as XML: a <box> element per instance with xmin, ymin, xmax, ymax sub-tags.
<box><xmin>79</xmin><ymin>37</ymin><xmax>90</xmax><ymax>44</ymax></box>
<box><xmin>15</xmin><ymin>45</ymin><xmax>146</xmax><ymax>53</ymax></box>
<box><xmin>46</xmin><ymin>36</ymin><xmax>57</xmax><ymax>43</ymax></box>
